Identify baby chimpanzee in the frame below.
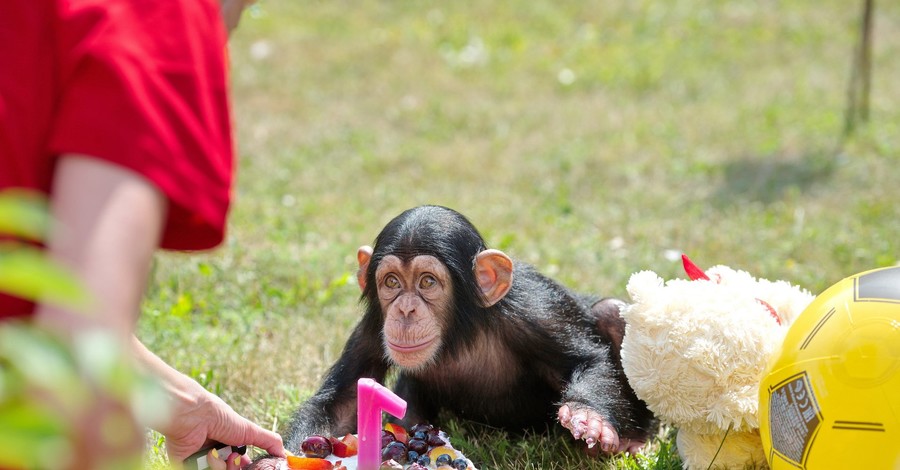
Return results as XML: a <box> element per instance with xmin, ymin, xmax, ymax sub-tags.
<box><xmin>255</xmin><ymin>205</ymin><xmax>655</xmax><ymax>469</ymax></box>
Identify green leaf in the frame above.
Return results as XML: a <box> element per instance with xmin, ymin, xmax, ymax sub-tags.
<box><xmin>0</xmin><ymin>190</ymin><xmax>50</xmax><ymax>241</ymax></box>
<box><xmin>0</xmin><ymin>400</ymin><xmax>70</xmax><ymax>468</ymax></box>
<box><xmin>0</xmin><ymin>247</ymin><xmax>90</xmax><ymax>309</ymax></box>
<box><xmin>0</xmin><ymin>325</ymin><xmax>160</xmax><ymax>469</ymax></box>
<box><xmin>0</xmin><ymin>326</ymin><xmax>88</xmax><ymax>411</ymax></box>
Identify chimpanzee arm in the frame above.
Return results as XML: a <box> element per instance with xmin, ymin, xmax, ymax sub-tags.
<box><xmin>558</xmin><ymin>342</ymin><xmax>655</xmax><ymax>453</ymax></box>
<box><xmin>390</xmin><ymin>374</ymin><xmax>439</xmax><ymax>428</ymax></box>
<box><xmin>559</xmin><ymin>348</ymin><xmax>629</xmax><ymax>428</ymax></box>
<box><xmin>282</xmin><ymin>321</ymin><xmax>390</xmax><ymax>451</ymax></box>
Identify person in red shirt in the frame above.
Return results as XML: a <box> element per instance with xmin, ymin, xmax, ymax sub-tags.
<box><xmin>0</xmin><ymin>0</ymin><xmax>284</xmax><ymax>468</ymax></box>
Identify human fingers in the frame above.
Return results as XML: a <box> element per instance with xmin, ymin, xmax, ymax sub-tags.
<box><xmin>166</xmin><ymin>432</ymin><xmax>212</xmax><ymax>464</ymax></box>
<box><xmin>249</xmin><ymin>427</ymin><xmax>285</xmax><ymax>458</ymax></box>
<box><xmin>207</xmin><ymin>448</ymin><xmax>227</xmax><ymax>470</ymax></box>
<box><xmin>224</xmin><ymin>451</ymin><xmax>243</xmax><ymax>470</ymax></box>
<box><xmin>208</xmin><ymin>410</ymin><xmax>285</xmax><ymax>459</ymax></box>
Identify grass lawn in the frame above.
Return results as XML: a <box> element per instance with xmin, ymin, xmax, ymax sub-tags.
<box><xmin>140</xmin><ymin>1</ymin><xmax>900</xmax><ymax>468</ymax></box>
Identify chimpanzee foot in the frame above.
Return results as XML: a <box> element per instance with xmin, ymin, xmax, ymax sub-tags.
<box><xmin>581</xmin><ymin>438</ymin><xmax>646</xmax><ymax>458</ymax></box>
<box><xmin>558</xmin><ymin>403</ymin><xmax>621</xmax><ymax>455</ymax></box>
<box><xmin>617</xmin><ymin>437</ymin><xmax>647</xmax><ymax>454</ymax></box>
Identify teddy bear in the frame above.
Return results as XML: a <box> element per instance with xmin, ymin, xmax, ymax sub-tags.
<box><xmin>620</xmin><ymin>255</ymin><xmax>814</xmax><ymax>469</ymax></box>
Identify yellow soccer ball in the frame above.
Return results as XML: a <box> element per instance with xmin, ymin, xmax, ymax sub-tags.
<box><xmin>759</xmin><ymin>266</ymin><xmax>900</xmax><ymax>469</ymax></box>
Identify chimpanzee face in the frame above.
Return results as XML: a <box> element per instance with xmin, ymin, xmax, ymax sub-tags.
<box><xmin>373</xmin><ymin>254</ymin><xmax>451</xmax><ymax>371</ymax></box>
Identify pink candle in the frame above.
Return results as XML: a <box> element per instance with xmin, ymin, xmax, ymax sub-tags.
<box><xmin>357</xmin><ymin>378</ymin><xmax>407</xmax><ymax>470</ymax></box>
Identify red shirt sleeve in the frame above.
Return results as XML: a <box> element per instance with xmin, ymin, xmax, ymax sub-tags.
<box><xmin>1</xmin><ymin>0</ymin><xmax>234</xmax><ymax>252</ymax></box>
<box><xmin>0</xmin><ymin>0</ymin><xmax>234</xmax><ymax>318</ymax></box>
<box><xmin>49</xmin><ymin>0</ymin><xmax>235</xmax><ymax>250</ymax></box>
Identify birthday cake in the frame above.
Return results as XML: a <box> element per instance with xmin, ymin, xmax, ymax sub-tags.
<box><xmin>254</xmin><ymin>379</ymin><xmax>476</xmax><ymax>470</ymax></box>
<box><xmin>274</xmin><ymin>423</ymin><xmax>477</xmax><ymax>470</ymax></box>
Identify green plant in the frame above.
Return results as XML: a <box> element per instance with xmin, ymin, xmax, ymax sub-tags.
<box><xmin>0</xmin><ymin>191</ymin><xmax>166</xmax><ymax>470</ymax></box>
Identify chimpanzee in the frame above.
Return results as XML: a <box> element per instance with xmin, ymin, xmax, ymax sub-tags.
<box><xmin>275</xmin><ymin>205</ymin><xmax>655</xmax><ymax>462</ymax></box>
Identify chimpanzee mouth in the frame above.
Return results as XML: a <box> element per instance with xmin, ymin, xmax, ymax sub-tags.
<box><xmin>387</xmin><ymin>337</ymin><xmax>436</xmax><ymax>353</ymax></box>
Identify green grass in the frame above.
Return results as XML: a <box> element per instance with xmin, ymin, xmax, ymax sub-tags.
<box><xmin>140</xmin><ymin>1</ymin><xmax>900</xmax><ymax>468</ymax></box>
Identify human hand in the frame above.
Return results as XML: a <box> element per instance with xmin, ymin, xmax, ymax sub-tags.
<box><xmin>204</xmin><ymin>446</ymin><xmax>248</xmax><ymax>470</ymax></box>
<box><xmin>161</xmin><ymin>382</ymin><xmax>284</xmax><ymax>467</ymax></box>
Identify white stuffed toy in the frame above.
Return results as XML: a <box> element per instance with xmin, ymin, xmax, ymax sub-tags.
<box><xmin>620</xmin><ymin>255</ymin><xmax>814</xmax><ymax>469</ymax></box>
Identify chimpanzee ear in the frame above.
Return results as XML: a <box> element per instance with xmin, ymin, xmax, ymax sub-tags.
<box><xmin>475</xmin><ymin>249</ymin><xmax>514</xmax><ymax>307</ymax></box>
<box><xmin>357</xmin><ymin>246</ymin><xmax>373</xmax><ymax>292</ymax></box>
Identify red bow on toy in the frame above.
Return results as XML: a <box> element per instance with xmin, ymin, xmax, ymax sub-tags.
<box><xmin>681</xmin><ymin>254</ymin><xmax>782</xmax><ymax>325</ymax></box>
<box><xmin>681</xmin><ymin>254</ymin><xmax>710</xmax><ymax>281</ymax></box>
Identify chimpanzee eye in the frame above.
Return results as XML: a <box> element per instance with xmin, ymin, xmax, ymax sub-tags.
<box><xmin>384</xmin><ymin>275</ymin><xmax>400</xmax><ymax>289</ymax></box>
<box><xmin>419</xmin><ymin>275</ymin><xmax>437</xmax><ymax>289</ymax></box>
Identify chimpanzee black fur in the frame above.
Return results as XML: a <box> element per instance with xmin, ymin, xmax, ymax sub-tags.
<box><xmin>282</xmin><ymin>205</ymin><xmax>655</xmax><ymax>454</ymax></box>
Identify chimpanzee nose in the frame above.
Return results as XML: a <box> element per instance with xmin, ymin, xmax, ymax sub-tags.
<box><xmin>397</xmin><ymin>294</ymin><xmax>418</xmax><ymax>316</ymax></box>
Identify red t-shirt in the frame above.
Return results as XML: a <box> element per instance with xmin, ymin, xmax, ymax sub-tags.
<box><xmin>0</xmin><ymin>0</ymin><xmax>234</xmax><ymax>319</ymax></box>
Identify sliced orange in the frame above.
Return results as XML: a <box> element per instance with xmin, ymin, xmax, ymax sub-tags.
<box><xmin>428</xmin><ymin>445</ymin><xmax>458</xmax><ymax>461</ymax></box>
<box><xmin>286</xmin><ymin>456</ymin><xmax>334</xmax><ymax>470</ymax></box>
<box><xmin>383</xmin><ymin>422</ymin><xmax>409</xmax><ymax>444</ymax></box>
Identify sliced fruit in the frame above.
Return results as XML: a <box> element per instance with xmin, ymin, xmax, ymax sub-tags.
<box><xmin>426</xmin><ymin>429</ymin><xmax>446</xmax><ymax>447</ymax></box>
<box><xmin>301</xmin><ymin>435</ymin><xmax>332</xmax><ymax>458</ymax></box>
<box><xmin>407</xmin><ymin>438</ymin><xmax>428</xmax><ymax>454</ymax></box>
<box><xmin>328</xmin><ymin>436</ymin><xmax>341</xmax><ymax>450</ymax></box>
<box><xmin>331</xmin><ymin>433</ymin><xmax>359</xmax><ymax>458</ymax></box>
<box><xmin>383</xmin><ymin>422</ymin><xmax>409</xmax><ymax>444</ymax></box>
<box><xmin>428</xmin><ymin>445</ymin><xmax>458</xmax><ymax>462</ymax></box>
<box><xmin>382</xmin><ymin>441</ymin><xmax>409</xmax><ymax>464</ymax></box>
<box><xmin>380</xmin><ymin>460</ymin><xmax>403</xmax><ymax>470</ymax></box>
<box><xmin>410</xmin><ymin>423</ymin><xmax>433</xmax><ymax>434</ymax></box>
<box><xmin>286</xmin><ymin>456</ymin><xmax>334</xmax><ymax>470</ymax></box>
<box><xmin>381</xmin><ymin>429</ymin><xmax>396</xmax><ymax>448</ymax></box>
<box><xmin>451</xmin><ymin>457</ymin><xmax>469</xmax><ymax>470</ymax></box>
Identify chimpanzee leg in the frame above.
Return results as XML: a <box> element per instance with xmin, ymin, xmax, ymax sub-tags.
<box><xmin>558</xmin><ymin>297</ymin><xmax>655</xmax><ymax>454</ymax></box>
<box><xmin>590</xmin><ymin>297</ymin><xmax>627</xmax><ymax>361</ymax></box>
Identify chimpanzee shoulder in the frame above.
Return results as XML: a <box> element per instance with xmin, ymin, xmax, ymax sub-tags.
<box><xmin>500</xmin><ymin>261</ymin><xmax>603</xmax><ymax>330</ymax></box>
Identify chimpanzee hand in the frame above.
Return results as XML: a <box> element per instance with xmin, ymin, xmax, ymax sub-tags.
<box><xmin>557</xmin><ymin>403</ymin><xmax>646</xmax><ymax>455</ymax></box>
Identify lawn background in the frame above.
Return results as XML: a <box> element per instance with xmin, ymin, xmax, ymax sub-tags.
<box><xmin>140</xmin><ymin>1</ymin><xmax>900</xmax><ymax>468</ymax></box>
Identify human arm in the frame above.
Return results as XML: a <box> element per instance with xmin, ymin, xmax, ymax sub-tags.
<box><xmin>132</xmin><ymin>338</ymin><xmax>285</xmax><ymax>466</ymax></box>
<box><xmin>34</xmin><ymin>155</ymin><xmax>284</xmax><ymax>466</ymax></box>
<box><xmin>34</xmin><ymin>155</ymin><xmax>164</xmax><ymax>338</ymax></box>
<box><xmin>219</xmin><ymin>0</ymin><xmax>256</xmax><ymax>34</ymax></box>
